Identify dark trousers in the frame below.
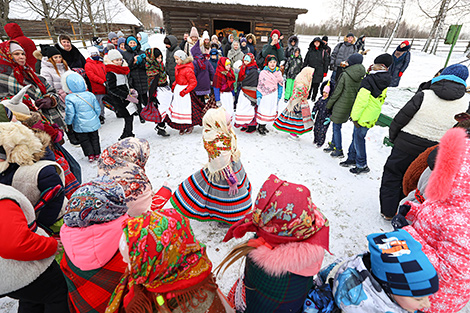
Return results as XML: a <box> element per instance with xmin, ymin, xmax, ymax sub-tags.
<box><xmin>76</xmin><ymin>130</ymin><xmax>100</xmax><ymax>157</ymax></box>
<box><xmin>137</xmin><ymin>93</ymin><xmax>148</xmax><ymax>113</ymax></box>
<box><xmin>309</xmin><ymin>82</ymin><xmax>320</xmax><ymax>101</ymax></box>
<box><xmin>115</xmin><ymin>103</ymin><xmax>134</xmax><ymax>136</ymax></box>
<box><xmin>379</xmin><ymin>147</ymin><xmax>419</xmax><ymax>218</ymax></box>
<box><xmin>5</xmin><ymin>261</ymin><xmax>70</xmax><ymax>313</ymax></box>
<box><xmin>346</xmin><ymin>125</ymin><xmax>369</xmax><ymax>168</ymax></box>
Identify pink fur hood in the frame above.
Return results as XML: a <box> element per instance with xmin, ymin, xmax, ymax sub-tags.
<box><xmin>249</xmin><ymin>242</ymin><xmax>325</xmax><ymax>277</ymax></box>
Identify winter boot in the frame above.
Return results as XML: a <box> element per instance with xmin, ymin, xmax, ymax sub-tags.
<box><xmin>99</xmin><ymin>116</ymin><xmax>105</xmax><ymax>125</ymax></box>
<box><xmin>246</xmin><ymin>126</ymin><xmax>256</xmax><ymax>133</ymax></box>
<box><xmin>350</xmin><ymin>166</ymin><xmax>370</xmax><ymax>175</ymax></box>
<box><xmin>323</xmin><ymin>142</ymin><xmax>335</xmax><ymax>153</ymax></box>
<box><xmin>119</xmin><ymin>132</ymin><xmax>135</xmax><ymax>140</ymax></box>
<box><xmin>155</xmin><ymin>123</ymin><xmax>170</xmax><ymax>137</ymax></box>
<box><xmin>330</xmin><ymin>149</ymin><xmax>344</xmax><ymax>158</ymax></box>
<box><xmin>240</xmin><ymin>127</ymin><xmax>248</xmax><ymax>132</ymax></box>
<box><xmin>88</xmin><ymin>156</ymin><xmax>94</xmax><ymax>162</ymax></box>
<box><xmin>258</xmin><ymin>124</ymin><xmax>267</xmax><ymax>136</ymax></box>
<box><xmin>339</xmin><ymin>159</ymin><xmax>356</xmax><ymax>167</ymax></box>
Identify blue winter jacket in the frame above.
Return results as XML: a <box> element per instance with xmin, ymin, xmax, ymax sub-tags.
<box><xmin>64</xmin><ymin>72</ymin><xmax>101</xmax><ymax>133</ymax></box>
<box><xmin>138</xmin><ymin>32</ymin><xmax>151</xmax><ymax>52</ymax></box>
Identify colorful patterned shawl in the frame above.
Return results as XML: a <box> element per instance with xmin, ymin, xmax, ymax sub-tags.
<box><xmin>257</xmin><ymin>65</ymin><xmax>283</xmax><ymax>96</ymax></box>
<box><xmin>145</xmin><ymin>48</ymin><xmax>167</xmax><ymax>87</ymax></box>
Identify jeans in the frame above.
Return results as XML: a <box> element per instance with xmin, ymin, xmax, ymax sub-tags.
<box><xmin>95</xmin><ymin>94</ymin><xmax>105</xmax><ymax>117</ymax></box>
<box><xmin>347</xmin><ymin>125</ymin><xmax>369</xmax><ymax>168</ymax></box>
<box><xmin>332</xmin><ymin>123</ymin><xmax>342</xmax><ymax>150</ymax></box>
<box><xmin>331</xmin><ymin>70</ymin><xmax>337</xmax><ymax>83</ymax></box>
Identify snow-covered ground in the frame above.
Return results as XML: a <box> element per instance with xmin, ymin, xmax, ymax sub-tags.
<box><xmin>1</xmin><ymin>34</ymin><xmax>470</xmax><ymax>312</ymax></box>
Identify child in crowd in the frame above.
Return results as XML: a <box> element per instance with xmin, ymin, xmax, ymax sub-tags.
<box><xmin>227</xmin><ymin>40</ymin><xmax>244</xmax><ymax>64</ymax></box>
<box><xmin>116</xmin><ymin>37</ymin><xmax>126</xmax><ymax>54</ymax></box>
<box><xmin>246</xmin><ymin>33</ymin><xmax>257</xmax><ymax>56</ymax></box>
<box><xmin>240</xmin><ymin>37</ymin><xmax>249</xmax><ymax>54</ymax></box>
<box><xmin>274</xmin><ymin>67</ymin><xmax>315</xmax><ymax>140</ymax></box>
<box><xmin>40</xmin><ymin>45</ymin><xmax>69</xmax><ymax>104</ymax></box>
<box><xmin>191</xmin><ymin>40</ymin><xmax>215</xmax><ymax>102</ymax></box>
<box><xmin>283</xmin><ymin>47</ymin><xmax>302</xmax><ymax>102</ymax></box>
<box><xmin>325</xmin><ymin>53</ymin><xmax>366</xmax><ymax>157</ymax></box>
<box><xmin>312</xmin><ymin>81</ymin><xmax>333</xmax><ymax>147</ymax></box>
<box><xmin>92</xmin><ymin>36</ymin><xmax>103</xmax><ymax>53</ymax></box>
<box><xmin>340</xmin><ymin>53</ymin><xmax>392</xmax><ymax>174</ymax></box>
<box><xmin>171</xmin><ymin>107</ymin><xmax>252</xmax><ymax>225</ymax></box>
<box><xmin>84</xmin><ymin>46</ymin><xmax>107</xmax><ymax>124</ymax></box>
<box><xmin>304</xmin><ymin>229</ymin><xmax>438</xmax><ymax>313</ymax></box>
<box><xmin>235</xmin><ymin>53</ymin><xmax>259</xmax><ymax>133</ymax></box>
<box><xmin>213</xmin><ymin>57</ymin><xmax>236</xmax><ymax>116</ymax></box>
<box><xmin>63</xmin><ymin>71</ymin><xmax>101</xmax><ymax>162</ymax></box>
<box><xmin>136</xmin><ymin>32</ymin><xmax>151</xmax><ymax>51</ymax></box>
<box><xmin>146</xmin><ymin>47</ymin><xmax>171</xmax><ymax>137</ymax></box>
<box><xmin>209</xmin><ymin>47</ymin><xmax>219</xmax><ymax>71</ymax></box>
<box><xmin>219</xmin><ymin>174</ymin><xmax>329</xmax><ymax>313</ymax></box>
<box><xmin>104</xmin><ymin>49</ymin><xmax>137</xmax><ymax>140</ymax></box>
<box><xmin>257</xmin><ymin>55</ymin><xmax>283</xmax><ymax>135</ymax></box>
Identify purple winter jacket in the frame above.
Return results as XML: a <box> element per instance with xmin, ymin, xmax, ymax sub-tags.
<box><xmin>191</xmin><ymin>40</ymin><xmax>215</xmax><ymax>96</ymax></box>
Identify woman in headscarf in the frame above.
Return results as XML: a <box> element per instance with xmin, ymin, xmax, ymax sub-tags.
<box><xmin>171</xmin><ymin>107</ymin><xmax>252</xmax><ymax>225</ymax></box>
<box><xmin>0</xmin><ymin>40</ymin><xmax>66</xmax><ymax>130</ymax></box>
<box><xmin>274</xmin><ymin>67</ymin><xmax>315</xmax><ymax>140</ymax></box>
<box><xmin>234</xmin><ymin>53</ymin><xmax>258</xmax><ymax>133</ymax></box>
<box><xmin>105</xmin><ymin>208</ymin><xmax>228</xmax><ymax>312</ymax></box>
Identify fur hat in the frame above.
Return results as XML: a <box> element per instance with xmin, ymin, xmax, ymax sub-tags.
<box><xmin>63</xmin><ymin>176</ymin><xmax>128</xmax><ymax>228</ymax></box>
<box><xmin>0</xmin><ymin>123</ymin><xmax>43</xmax><ymax>169</ymax></box>
<box><xmin>108</xmin><ymin>32</ymin><xmax>118</xmax><ymax>41</ymax></box>
<box><xmin>347</xmin><ymin>53</ymin><xmax>363</xmax><ymax>66</ymax></box>
<box><xmin>107</xmin><ymin>49</ymin><xmax>123</xmax><ymax>61</ymax></box>
<box><xmin>368</xmin><ymin>229</ymin><xmax>439</xmax><ymax>297</ymax></box>
<box><xmin>374</xmin><ymin>53</ymin><xmax>393</xmax><ymax>68</ymax></box>
<box><xmin>174</xmin><ymin>50</ymin><xmax>188</xmax><ymax>61</ymax></box>
<box><xmin>190</xmin><ymin>26</ymin><xmax>199</xmax><ymax>38</ymax></box>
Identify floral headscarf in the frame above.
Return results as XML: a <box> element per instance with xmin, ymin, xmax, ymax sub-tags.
<box><xmin>98</xmin><ymin>138</ymin><xmax>152</xmax><ymax>216</ymax></box>
<box><xmin>145</xmin><ymin>48</ymin><xmax>167</xmax><ymax>87</ymax></box>
<box><xmin>224</xmin><ymin>174</ymin><xmax>329</xmax><ymax>251</ymax></box>
<box><xmin>106</xmin><ymin>209</ymin><xmax>212</xmax><ymax>312</ymax></box>
<box><xmin>287</xmin><ymin>67</ymin><xmax>314</xmax><ymax>112</ymax></box>
<box><xmin>203</xmin><ymin>107</ymin><xmax>240</xmax><ymax>181</ymax></box>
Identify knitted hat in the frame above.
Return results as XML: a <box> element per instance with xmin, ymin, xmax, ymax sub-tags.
<box><xmin>108</xmin><ymin>32</ymin><xmax>118</xmax><ymax>41</ymax></box>
<box><xmin>243</xmin><ymin>54</ymin><xmax>252</xmax><ymax>62</ymax></box>
<box><xmin>440</xmin><ymin>64</ymin><xmax>469</xmax><ymax>81</ymax></box>
<box><xmin>174</xmin><ymin>50</ymin><xmax>188</xmax><ymax>60</ymax></box>
<box><xmin>202</xmin><ymin>30</ymin><xmax>210</xmax><ymax>41</ymax></box>
<box><xmin>374</xmin><ymin>53</ymin><xmax>393</xmax><ymax>68</ymax></box>
<box><xmin>190</xmin><ymin>26</ymin><xmax>198</xmax><ymax>38</ymax></box>
<box><xmin>270</xmin><ymin>29</ymin><xmax>281</xmax><ymax>39</ymax></box>
<box><xmin>209</xmin><ymin>48</ymin><xmax>218</xmax><ymax>56</ymax></box>
<box><xmin>368</xmin><ymin>229</ymin><xmax>439</xmax><ymax>297</ymax></box>
<box><xmin>323</xmin><ymin>84</ymin><xmax>330</xmax><ymax>94</ymax></box>
<box><xmin>346</xmin><ymin>32</ymin><xmax>354</xmax><ymax>38</ymax></box>
<box><xmin>126</xmin><ymin>36</ymin><xmax>137</xmax><ymax>45</ymax></box>
<box><xmin>117</xmin><ymin>37</ymin><xmax>126</xmax><ymax>48</ymax></box>
<box><xmin>106</xmin><ymin>43</ymin><xmax>115</xmax><ymax>51</ymax></box>
<box><xmin>45</xmin><ymin>46</ymin><xmax>61</xmax><ymax>59</ymax></box>
<box><xmin>402</xmin><ymin>40</ymin><xmax>410</xmax><ymax>46</ymax></box>
<box><xmin>87</xmin><ymin>46</ymin><xmax>99</xmax><ymax>56</ymax></box>
<box><xmin>9</xmin><ymin>42</ymin><xmax>24</xmax><ymax>53</ymax></box>
<box><xmin>224</xmin><ymin>174</ymin><xmax>329</xmax><ymax>251</ymax></box>
<box><xmin>63</xmin><ymin>176</ymin><xmax>128</xmax><ymax>228</ymax></box>
<box><xmin>240</xmin><ymin>37</ymin><xmax>247</xmax><ymax>44</ymax></box>
<box><xmin>92</xmin><ymin>36</ymin><xmax>102</xmax><ymax>45</ymax></box>
<box><xmin>117</xmin><ymin>31</ymin><xmax>124</xmax><ymax>38</ymax></box>
<box><xmin>322</xmin><ymin>35</ymin><xmax>328</xmax><ymax>42</ymax></box>
<box><xmin>347</xmin><ymin>53</ymin><xmax>363</xmax><ymax>66</ymax></box>
<box><xmin>107</xmin><ymin>49</ymin><xmax>123</xmax><ymax>61</ymax></box>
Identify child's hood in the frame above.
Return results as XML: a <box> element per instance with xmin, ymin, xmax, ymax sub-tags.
<box><xmin>138</xmin><ymin>32</ymin><xmax>149</xmax><ymax>45</ymax></box>
<box><xmin>61</xmin><ymin>70</ymin><xmax>87</xmax><ymax>93</ymax></box>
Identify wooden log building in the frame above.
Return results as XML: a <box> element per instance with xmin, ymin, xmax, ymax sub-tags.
<box><xmin>148</xmin><ymin>0</ymin><xmax>307</xmax><ymax>49</ymax></box>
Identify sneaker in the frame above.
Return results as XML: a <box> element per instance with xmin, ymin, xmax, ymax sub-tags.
<box><xmin>339</xmin><ymin>159</ymin><xmax>356</xmax><ymax>167</ymax></box>
<box><xmin>288</xmin><ymin>133</ymin><xmax>300</xmax><ymax>141</ymax></box>
<box><xmin>185</xmin><ymin>127</ymin><xmax>193</xmax><ymax>134</ymax></box>
<box><xmin>323</xmin><ymin>142</ymin><xmax>335</xmax><ymax>153</ymax></box>
<box><xmin>258</xmin><ymin>125</ymin><xmax>267</xmax><ymax>136</ymax></box>
<box><xmin>330</xmin><ymin>149</ymin><xmax>344</xmax><ymax>158</ymax></box>
<box><xmin>155</xmin><ymin>125</ymin><xmax>170</xmax><ymax>137</ymax></box>
<box><xmin>350</xmin><ymin>166</ymin><xmax>370</xmax><ymax>174</ymax></box>
<box><xmin>88</xmin><ymin>156</ymin><xmax>94</xmax><ymax>162</ymax></box>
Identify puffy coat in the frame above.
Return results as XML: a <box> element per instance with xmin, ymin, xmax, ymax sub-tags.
<box><xmin>261</xmin><ymin>37</ymin><xmax>285</xmax><ymax>64</ymax></box>
<box><xmin>191</xmin><ymin>42</ymin><xmax>214</xmax><ymax>96</ymax></box>
<box><xmin>284</xmin><ymin>56</ymin><xmax>303</xmax><ymax>80</ymax></box>
<box><xmin>121</xmin><ymin>40</ymin><xmax>148</xmax><ymax>95</ymax></box>
<box><xmin>54</xmin><ymin>42</ymin><xmax>86</xmax><ymax>69</ymax></box>
<box><xmin>285</xmin><ymin>35</ymin><xmax>299</xmax><ymax>60</ymax></box>
<box><xmin>105</xmin><ymin>59</ymin><xmax>131</xmax><ymax>113</ymax></box>
<box><xmin>172</xmin><ymin>56</ymin><xmax>197</xmax><ymax>97</ymax></box>
<box><xmin>389</xmin><ymin>77</ymin><xmax>469</xmax><ymax>156</ymax></box>
<box><xmin>350</xmin><ymin>71</ymin><xmax>391</xmax><ymax>128</ymax></box>
<box><xmin>326</xmin><ymin>64</ymin><xmax>366</xmax><ymax>124</ymax></box>
<box><xmin>227</xmin><ymin>42</ymin><xmax>245</xmax><ymax>64</ymax></box>
<box><xmin>63</xmin><ymin>71</ymin><xmax>101</xmax><ymax>133</ymax></box>
<box><xmin>138</xmin><ymin>32</ymin><xmax>151</xmax><ymax>51</ymax></box>
<box><xmin>40</xmin><ymin>57</ymin><xmax>67</xmax><ymax>91</ymax></box>
<box><xmin>164</xmin><ymin>35</ymin><xmax>181</xmax><ymax>86</ymax></box>
<box><xmin>246</xmin><ymin>33</ymin><xmax>257</xmax><ymax>57</ymax></box>
<box><xmin>303</xmin><ymin>41</ymin><xmax>330</xmax><ymax>84</ymax></box>
<box><xmin>330</xmin><ymin>37</ymin><xmax>358</xmax><ymax>69</ymax></box>
<box><xmin>404</xmin><ymin>127</ymin><xmax>470</xmax><ymax>313</ymax></box>
<box><xmin>389</xmin><ymin>46</ymin><xmax>411</xmax><ymax>87</ymax></box>
<box><xmin>4</xmin><ymin>23</ymin><xmax>37</xmax><ymax>69</ymax></box>
<box><xmin>84</xmin><ymin>58</ymin><xmax>107</xmax><ymax>95</ymax></box>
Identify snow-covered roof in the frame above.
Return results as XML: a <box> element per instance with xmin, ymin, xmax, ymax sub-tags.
<box><xmin>8</xmin><ymin>0</ymin><xmax>142</xmax><ymax>26</ymax></box>
<box><xmin>160</xmin><ymin>0</ymin><xmax>306</xmax><ymax>10</ymax></box>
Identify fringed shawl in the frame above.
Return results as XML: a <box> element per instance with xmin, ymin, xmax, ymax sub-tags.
<box><xmin>287</xmin><ymin>67</ymin><xmax>315</xmax><ymax>112</ymax></box>
<box><xmin>257</xmin><ymin>66</ymin><xmax>283</xmax><ymax>96</ymax></box>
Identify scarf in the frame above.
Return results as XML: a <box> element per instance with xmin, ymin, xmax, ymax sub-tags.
<box><xmin>287</xmin><ymin>67</ymin><xmax>314</xmax><ymax>112</ymax></box>
<box><xmin>105</xmin><ymin>63</ymin><xmax>130</xmax><ymax>75</ymax></box>
<box><xmin>258</xmin><ymin>65</ymin><xmax>283</xmax><ymax>96</ymax></box>
<box><xmin>0</xmin><ymin>40</ymin><xmax>47</xmax><ymax>95</ymax></box>
<box><xmin>106</xmin><ymin>209</ymin><xmax>213</xmax><ymax>312</ymax></box>
<box><xmin>213</xmin><ymin>57</ymin><xmax>235</xmax><ymax>90</ymax></box>
<box><xmin>238</xmin><ymin>53</ymin><xmax>257</xmax><ymax>82</ymax></box>
<box><xmin>145</xmin><ymin>48</ymin><xmax>167</xmax><ymax>87</ymax></box>
<box><xmin>203</xmin><ymin>107</ymin><xmax>240</xmax><ymax>182</ymax></box>
<box><xmin>97</xmin><ymin>138</ymin><xmax>152</xmax><ymax>217</ymax></box>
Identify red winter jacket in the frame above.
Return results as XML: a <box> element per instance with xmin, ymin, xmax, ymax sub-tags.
<box><xmin>172</xmin><ymin>60</ymin><xmax>197</xmax><ymax>97</ymax></box>
<box><xmin>85</xmin><ymin>58</ymin><xmax>107</xmax><ymax>95</ymax></box>
<box><xmin>0</xmin><ymin>199</ymin><xmax>57</xmax><ymax>261</ymax></box>
<box><xmin>4</xmin><ymin>23</ymin><xmax>37</xmax><ymax>70</ymax></box>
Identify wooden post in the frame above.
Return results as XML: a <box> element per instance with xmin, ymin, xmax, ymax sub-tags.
<box><xmin>70</xmin><ymin>21</ymin><xmax>77</xmax><ymax>40</ymax></box>
<box><xmin>44</xmin><ymin>20</ymin><xmax>53</xmax><ymax>41</ymax></box>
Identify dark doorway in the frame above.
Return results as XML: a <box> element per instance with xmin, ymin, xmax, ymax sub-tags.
<box><xmin>213</xmin><ymin>20</ymin><xmax>251</xmax><ymax>39</ymax></box>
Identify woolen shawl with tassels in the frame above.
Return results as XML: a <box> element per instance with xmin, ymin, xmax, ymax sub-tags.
<box><xmin>213</xmin><ymin>57</ymin><xmax>235</xmax><ymax>90</ymax></box>
<box><xmin>258</xmin><ymin>65</ymin><xmax>283</xmax><ymax>96</ymax></box>
<box><xmin>202</xmin><ymin>107</ymin><xmax>240</xmax><ymax>182</ymax></box>
<box><xmin>145</xmin><ymin>48</ymin><xmax>167</xmax><ymax>87</ymax></box>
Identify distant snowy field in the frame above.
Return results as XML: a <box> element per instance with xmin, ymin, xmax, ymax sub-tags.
<box><xmin>1</xmin><ymin>34</ymin><xmax>469</xmax><ymax>312</ymax></box>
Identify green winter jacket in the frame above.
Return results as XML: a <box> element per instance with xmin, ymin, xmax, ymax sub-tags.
<box><xmin>350</xmin><ymin>87</ymin><xmax>388</xmax><ymax>128</ymax></box>
<box><xmin>261</xmin><ymin>37</ymin><xmax>285</xmax><ymax>64</ymax></box>
<box><xmin>326</xmin><ymin>64</ymin><xmax>366</xmax><ymax>124</ymax></box>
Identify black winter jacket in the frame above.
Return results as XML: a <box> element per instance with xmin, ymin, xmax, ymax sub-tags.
<box><xmin>285</xmin><ymin>56</ymin><xmax>303</xmax><ymax>79</ymax></box>
<box><xmin>54</xmin><ymin>43</ymin><xmax>86</xmax><ymax>69</ymax></box>
<box><xmin>121</xmin><ymin>41</ymin><xmax>148</xmax><ymax>95</ymax></box>
<box><xmin>105</xmin><ymin>71</ymin><xmax>130</xmax><ymax>112</ymax></box>
<box><xmin>285</xmin><ymin>35</ymin><xmax>299</xmax><ymax>60</ymax></box>
<box><xmin>303</xmin><ymin>42</ymin><xmax>330</xmax><ymax>84</ymax></box>
<box><xmin>165</xmin><ymin>35</ymin><xmax>181</xmax><ymax>86</ymax></box>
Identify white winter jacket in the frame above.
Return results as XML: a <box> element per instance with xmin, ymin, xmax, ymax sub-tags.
<box><xmin>40</xmin><ymin>57</ymin><xmax>67</xmax><ymax>91</ymax></box>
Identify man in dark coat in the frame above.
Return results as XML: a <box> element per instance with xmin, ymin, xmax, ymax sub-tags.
<box><xmin>179</xmin><ymin>33</ymin><xmax>189</xmax><ymax>51</ymax></box>
<box><xmin>330</xmin><ymin>33</ymin><xmax>357</xmax><ymax>83</ymax></box>
<box><xmin>322</xmin><ymin>36</ymin><xmax>331</xmax><ymax>56</ymax></box>
<box><xmin>303</xmin><ymin>37</ymin><xmax>330</xmax><ymax>100</ymax></box>
<box><xmin>389</xmin><ymin>41</ymin><xmax>411</xmax><ymax>87</ymax></box>
<box><xmin>164</xmin><ymin>35</ymin><xmax>181</xmax><ymax>86</ymax></box>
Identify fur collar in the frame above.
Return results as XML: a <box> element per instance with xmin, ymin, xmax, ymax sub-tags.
<box><xmin>249</xmin><ymin>242</ymin><xmax>324</xmax><ymax>277</ymax></box>
<box><xmin>181</xmin><ymin>56</ymin><xmax>194</xmax><ymax>65</ymax></box>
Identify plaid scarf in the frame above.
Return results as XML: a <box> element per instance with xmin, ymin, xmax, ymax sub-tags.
<box><xmin>0</xmin><ymin>40</ymin><xmax>47</xmax><ymax>94</ymax></box>
<box><xmin>213</xmin><ymin>57</ymin><xmax>235</xmax><ymax>90</ymax></box>
<box><xmin>238</xmin><ymin>53</ymin><xmax>257</xmax><ymax>82</ymax></box>
<box><xmin>145</xmin><ymin>48</ymin><xmax>167</xmax><ymax>87</ymax></box>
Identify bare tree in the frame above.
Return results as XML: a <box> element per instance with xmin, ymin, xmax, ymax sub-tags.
<box><xmin>67</xmin><ymin>0</ymin><xmax>87</xmax><ymax>46</ymax></box>
<box><xmin>383</xmin><ymin>0</ymin><xmax>406</xmax><ymax>52</ymax></box>
<box><xmin>0</xmin><ymin>0</ymin><xmax>11</xmax><ymax>40</ymax></box>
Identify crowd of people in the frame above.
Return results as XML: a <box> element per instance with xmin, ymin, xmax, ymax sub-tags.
<box><xmin>0</xmin><ymin>21</ymin><xmax>469</xmax><ymax>313</ymax></box>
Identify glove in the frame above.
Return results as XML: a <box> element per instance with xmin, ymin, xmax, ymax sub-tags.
<box><xmin>228</xmin><ymin>184</ymin><xmax>239</xmax><ymax>196</ymax></box>
<box><xmin>179</xmin><ymin>90</ymin><xmax>186</xmax><ymax>97</ymax></box>
<box><xmin>130</xmin><ymin>89</ymin><xmax>139</xmax><ymax>98</ymax></box>
<box><xmin>391</xmin><ymin>213</ymin><xmax>409</xmax><ymax>230</ymax></box>
<box><xmin>323</xmin><ymin>72</ymin><xmax>327</xmax><ymax>77</ymax></box>
<box><xmin>352</xmin><ymin>120</ymin><xmax>361</xmax><ymax>128</ymax></box>
<box><xmin>323</xmin><ymin>117</ymin><xmax>331</xmax><ymax>125</ymax></box>
<box><xmin>36</xmin><ymin>97</ymin><xmax>55</xmax><ymax>110</ymax></box>
<box><xmin>216</xmin><ymin>101</ymin><xmax>222</xmax><ymax>107</ymax></box>
<box><xmin>398</xmin><ymin>204</ymin><xmax>411</xmax><ymax>216</ymax></box>
<box><xmin>126</xmin><ymin>95</ymin><xmax>139</xmax><ymax>104</ymax></box>
<box><xmin>399</xmin><ymin>72</ymin><xmax>403</xmax><ymax>77</ymax></box>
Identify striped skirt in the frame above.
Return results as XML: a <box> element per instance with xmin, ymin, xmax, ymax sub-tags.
<box><xmin>170</xmin><ymin>160</ymin><xmax>252</xmax><ymax>225</ymax></box>
<box><xmin>274</xmin><ymin>109</ymin><xmax>313</xmax><ymax>135</ymax></box>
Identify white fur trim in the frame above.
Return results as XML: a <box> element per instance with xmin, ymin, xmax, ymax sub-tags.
<box><xmin>0</xmin><ymin>123</ymin><xmax>43</xmax><ymax>166</ymax></box>
<box><xmin>60</xmin><ymin>70</ymin><xmax>76</xmax><ymax>94</ymax></box>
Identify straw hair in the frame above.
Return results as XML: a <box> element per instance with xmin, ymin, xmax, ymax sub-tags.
<box><xmin>215</xmin><ymin>241</ymin><xmax>254</xmax><ymax>277</ymax></box>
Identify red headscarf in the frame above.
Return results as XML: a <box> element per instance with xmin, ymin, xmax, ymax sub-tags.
<box><xmin>213</xmin><ymin>57</ymin><xmax>235</xmax><ymax>90</ymax></box>
<box><xmin>0</xmin><ymin>40</ymin><xmax>47</xmax><ymax>95</ymax></box>
<box><xmin>238</xmin><ymin>53</ymin><xmax>257</xmax><ymax>82</ymax></box>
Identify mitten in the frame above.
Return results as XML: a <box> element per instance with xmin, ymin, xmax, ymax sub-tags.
<box><xmin>323</xmin><ymin>72</ymin><xmax>327</xmax><ymax>77</ymax></box>
<box><xmin>391</xmin><ymin>214</ymin><xmax>409</xmax><ymax>230</ymax></box>
<box><xmin>398</xmin><ymin>204</ymin><xmax>411</xmax><ymax>216</ymax></box>
<box><xmin>399</xmin><ymin>72</ymin><xmax>403</xmax><ymax>77</ymax></box>
<box><xmin>179</xmin><ymin>90</ymin><xmax>186</xmax><ymax>97</ymax></box>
